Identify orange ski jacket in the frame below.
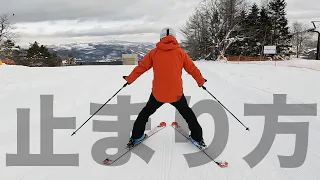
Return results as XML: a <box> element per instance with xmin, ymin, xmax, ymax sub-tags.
<box><xmin>125</xmin><ymin>35</ymin><xmax>206</xmax><ymax>103</ymax></box>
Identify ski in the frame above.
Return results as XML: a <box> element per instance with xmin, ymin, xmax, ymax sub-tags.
<box><xmin>171</xmin><ymin>121</ymin><xmax>228</xmax><ymax>168</ymax></box>
<box><xmin>103</xmin><ymin>122</ymin><xmax>167</xmax><ymax>165</ymax></box>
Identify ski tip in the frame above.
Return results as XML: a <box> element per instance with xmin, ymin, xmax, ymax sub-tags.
<box><xmin>171</xmin><ymin>122</ymin><xmax>178</xmax><ymax>126</ymax></box>
<box><xmin>218</xmin><ymin>161</ymin><xmax>228</xmax><ymax>168</ymax></box>
<box><xmin>103</xmin><ymin>158</ymin><xmax>112</xmax><ymax>165</ymax></box>
<box><xmin>159</xmin><ymin>122</ymin><xmax>166</xmax><ymax>127</ymax></box>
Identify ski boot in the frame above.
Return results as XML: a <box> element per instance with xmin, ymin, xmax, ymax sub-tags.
<box><xmin>189</xmin><ymin>135</ymin><xmax>207</xmax><ymax>150</ymax></box>
<box><xmin>126</xmin><ymin>134</ymin><xmax>148</xmax><ymax>149</ymax></box>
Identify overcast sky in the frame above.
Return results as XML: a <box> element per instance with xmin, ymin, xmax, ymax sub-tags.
<box><xmin>1</xmin><ymin>0</ymin><xmax>319</xmax><ymax>47</ymax></box>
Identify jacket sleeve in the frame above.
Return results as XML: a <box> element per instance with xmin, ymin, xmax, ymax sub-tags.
<box><xmin>182</xmin><ymin>50</ymin><xmax>206</xmax><ymax>87</ymax></box>
<box><xmin>125</xmin><ymin>49</ymin><xmax>154</xmax><ymax>84</ymax></box>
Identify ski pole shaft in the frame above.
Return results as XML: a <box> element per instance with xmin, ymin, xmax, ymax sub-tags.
<box><xmin>202</xmin><ymin>86</ymin><xmax>250</xmax><ymax>131</ymax></box>
<box><xmin>71</xmin><ymin>82</ymin><xmax>129</xmax><ymax>136</ymax></box>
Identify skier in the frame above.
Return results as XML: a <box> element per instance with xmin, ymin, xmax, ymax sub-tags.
<box><xmin>123</xmin><ymin>27</ymin><xmax>207</xmax><ymax>149</ymax></box>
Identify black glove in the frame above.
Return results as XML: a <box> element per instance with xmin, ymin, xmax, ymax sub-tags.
<box><xmin>201</xmin><ymin>79</ymin><xmax>207</xmax><ymax>90</ymax></box>
<box><xmin>123</xmin><ymin>76</ymin><xmax>130</xmax><ymax>85</ymax></box>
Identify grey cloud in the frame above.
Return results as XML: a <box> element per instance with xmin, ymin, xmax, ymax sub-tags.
<box><xmin>53</xmin><ymin>25</ymin><xmax>161</xmax><ymax>38</ymax></box>
<box><xmin>288</xmin><ymin>10</ymin><xmax>320</xmax><ymax>21</ymax></box>
<box><xmin>4</xmin><ymin>0</ymin><xmax>319</xmax><ymax>45</ymax></box>
<box><xmin>286</xmin><ymin>0</ymin><xmax>320</xmax><ymax>24</ymax></box>
<box><xmin>1</xmin><ymin>0</ymin><xmax>318</xmax><ymax>24</ymax></box>
<box><xmin>0</xmin><ymin>0</ymin><xmax>198</xmax><ymax>23</ymax></box>
<box><xmin>17</xmin><ymin>23</ymin><xmax>165</xmax><ymax>39</ymax></box>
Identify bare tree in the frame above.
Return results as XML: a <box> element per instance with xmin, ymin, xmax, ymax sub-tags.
<box><xmin>217</xmin><ymin>0</ymin><xmax>246</xmax><ymax>28</ymax></box>
<box><xmin>291</xmin><ymin>21</ymin><xmax>312</xmax><ymax>58</ymax></box>
<box><xmin>0</xmin><ymin>13</ymin><xmax>18</xmax><ymax>59</ymax></box>
<box><xmin>215</xmin><ymin>0</ymin><xmax>249</xmax><ymax>58</ymax></box>
<box><xmin>0</xmin><ymin>14</ymin><xmax>16</xmax><ymax>44</ymax></box>
<box><xmin>180</xmin><ymin>0</ymin><xmax>248</xmax><ymax>60</ymax></box>
<box><xmin>180</xmin><ymin>6</ymin><xmax>210</xmax><ymax>60</ymax></box>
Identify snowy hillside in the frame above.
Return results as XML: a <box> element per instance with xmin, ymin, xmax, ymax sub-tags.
<box><xmin>1</xmin><ymin>59</ymin><xmax>320</xmax><ymax>180</ymax></box>
<box><xmin>47</xmin><ymin>41</ymin><xmax>155</xmax><ymax>61</ymax></box>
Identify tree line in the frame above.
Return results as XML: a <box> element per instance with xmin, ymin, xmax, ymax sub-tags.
<box><xmin>0</xmin><ymin>14</ymin><xmax>63</xmax><ymax>66</ymax></box>
<box><xmin>0</xmin><ymin>39</ymin><xmax>63</xmax><ymax>67</ymax></box>
<box><xmin>180</xmin><ymin>0</ymin><xmax>315</xmax><ymax>60</ymax></box>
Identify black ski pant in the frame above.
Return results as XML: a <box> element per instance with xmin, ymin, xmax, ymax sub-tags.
<box><xmin>131</xmin><ymin>93</ymin><xmax>203</xmax><ymax>142</ymax></box>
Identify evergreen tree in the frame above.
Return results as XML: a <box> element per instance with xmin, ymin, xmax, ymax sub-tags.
<box><xmin>268</xmin><ymin>0</ymin><xmax>292</xmax><ymax>55</ymax></box>
<box><xmin>259</xmin><ymin>6</ymin><xmax>272</xmax><ymax>45</ymax></box>
<box><xmin>27</xmin><ymin>41</ymin><xmax>40</xmax><ymax>58</ymax></box>
<box><xmin>0</xmin><ymin>40</ymin><xmax>15</xmax><ymax>59</ymax></box>
<box><xmin>227</xmin><ymin>10</ymin><xmax>248</xmax><ymax>56</ymax></box>
<box><xmin>3</xmin><ymin>40</ymin><xmax>15</xmax><ymax>48</ymax></box>
<box><xmin>26</xmin><ymin>41</ymin><xmax>61</xmax><ymax>67</ymax></box>
<box><xmin>258</xmin><ymin>6</ymin><xmax>273</xmax><ymax>56</ymax></box>
<box><xmin>245</xmin><ymin>3</ymin><xmax>260</xmax><ymax>56</ymax></box>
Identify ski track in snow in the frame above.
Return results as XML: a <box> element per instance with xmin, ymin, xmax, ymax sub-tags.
<box><xmin>1</xmin><ymin>60</ymin><xmax>320</xmax><ymax>180</ymax></box>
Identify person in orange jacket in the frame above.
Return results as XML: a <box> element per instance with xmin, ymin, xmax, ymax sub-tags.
<box><xmin>123</xmin><ymin>27</ymin><xmax>207</xmax><ymax>149</ymax></box>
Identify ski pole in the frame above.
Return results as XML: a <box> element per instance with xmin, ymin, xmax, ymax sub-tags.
<box><xmin>201</xmin><ymin>86</ymin><xmax>250</xmax><ymax>131</ymax></box>
<box><xmin>71</xmin><ymin>82</ymin><xmax>129</xmax><ymax>136</ymax></box>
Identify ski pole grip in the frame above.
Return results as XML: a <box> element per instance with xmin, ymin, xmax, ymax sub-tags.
<box><xmin>124</xmin><ymin>82</ymin><xmax>129</xmax><ymax>87</ymax></box>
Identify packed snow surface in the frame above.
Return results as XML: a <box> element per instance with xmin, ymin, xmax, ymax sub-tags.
<box><xmin>1</xmin><ymin>59</ymin><xmax>320</xmax><ymax>180</ymax></box>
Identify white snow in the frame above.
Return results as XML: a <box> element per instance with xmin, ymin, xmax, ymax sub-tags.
<box><xmin>225</xmin><ymin>58</ymin><xmax>320</xmax><ymax>71</ymax></box>
<box><xmin>49</xmin><ymin>43</ymin><xmax>96</xmax><ymax>51</ymax></box>
<box><xmin>56</xmin><ymin>45</ymin><xmax>73</xmax><ymax>51</ymax></box>
<box><xmin>139</xmin><ymin>52</ymin><xmax>146</xmax><ymax>57</ymax></box>
<box><xmin>72</xmin><ymin>43</ymin><xmax>96</xmax><ymax>50</ymax></box>
<box><xmin>1</xmin><ymin>59</ymin><xmax>320</xmax><ymax>180</ymax></box>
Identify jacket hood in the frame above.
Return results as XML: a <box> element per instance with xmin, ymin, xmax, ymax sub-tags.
<box><xmin>156</xmin><ymin>35</ymin><xmax>180</xmax><ymax>51</ymax></box>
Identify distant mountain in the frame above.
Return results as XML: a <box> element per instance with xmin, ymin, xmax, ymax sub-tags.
<box><xmin>47</xmin><ymin>40</ymin><xmax>156</xmax><ymax>62</ymax></box>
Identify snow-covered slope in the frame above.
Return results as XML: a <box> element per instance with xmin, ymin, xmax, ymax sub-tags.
<box><xmin>1</xmin><ymin>60</ymin><xmax>320</xmax><ymax>180</ymax></box>
<box><xmin>225</xmin><ymin>58</ymin><xmax>320</xmax><ymax>71</ymax></box>
<box><xmin>46</xmin><ymin>41</ymin><xmax>155</xmax><ymax>61</ymax></box>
